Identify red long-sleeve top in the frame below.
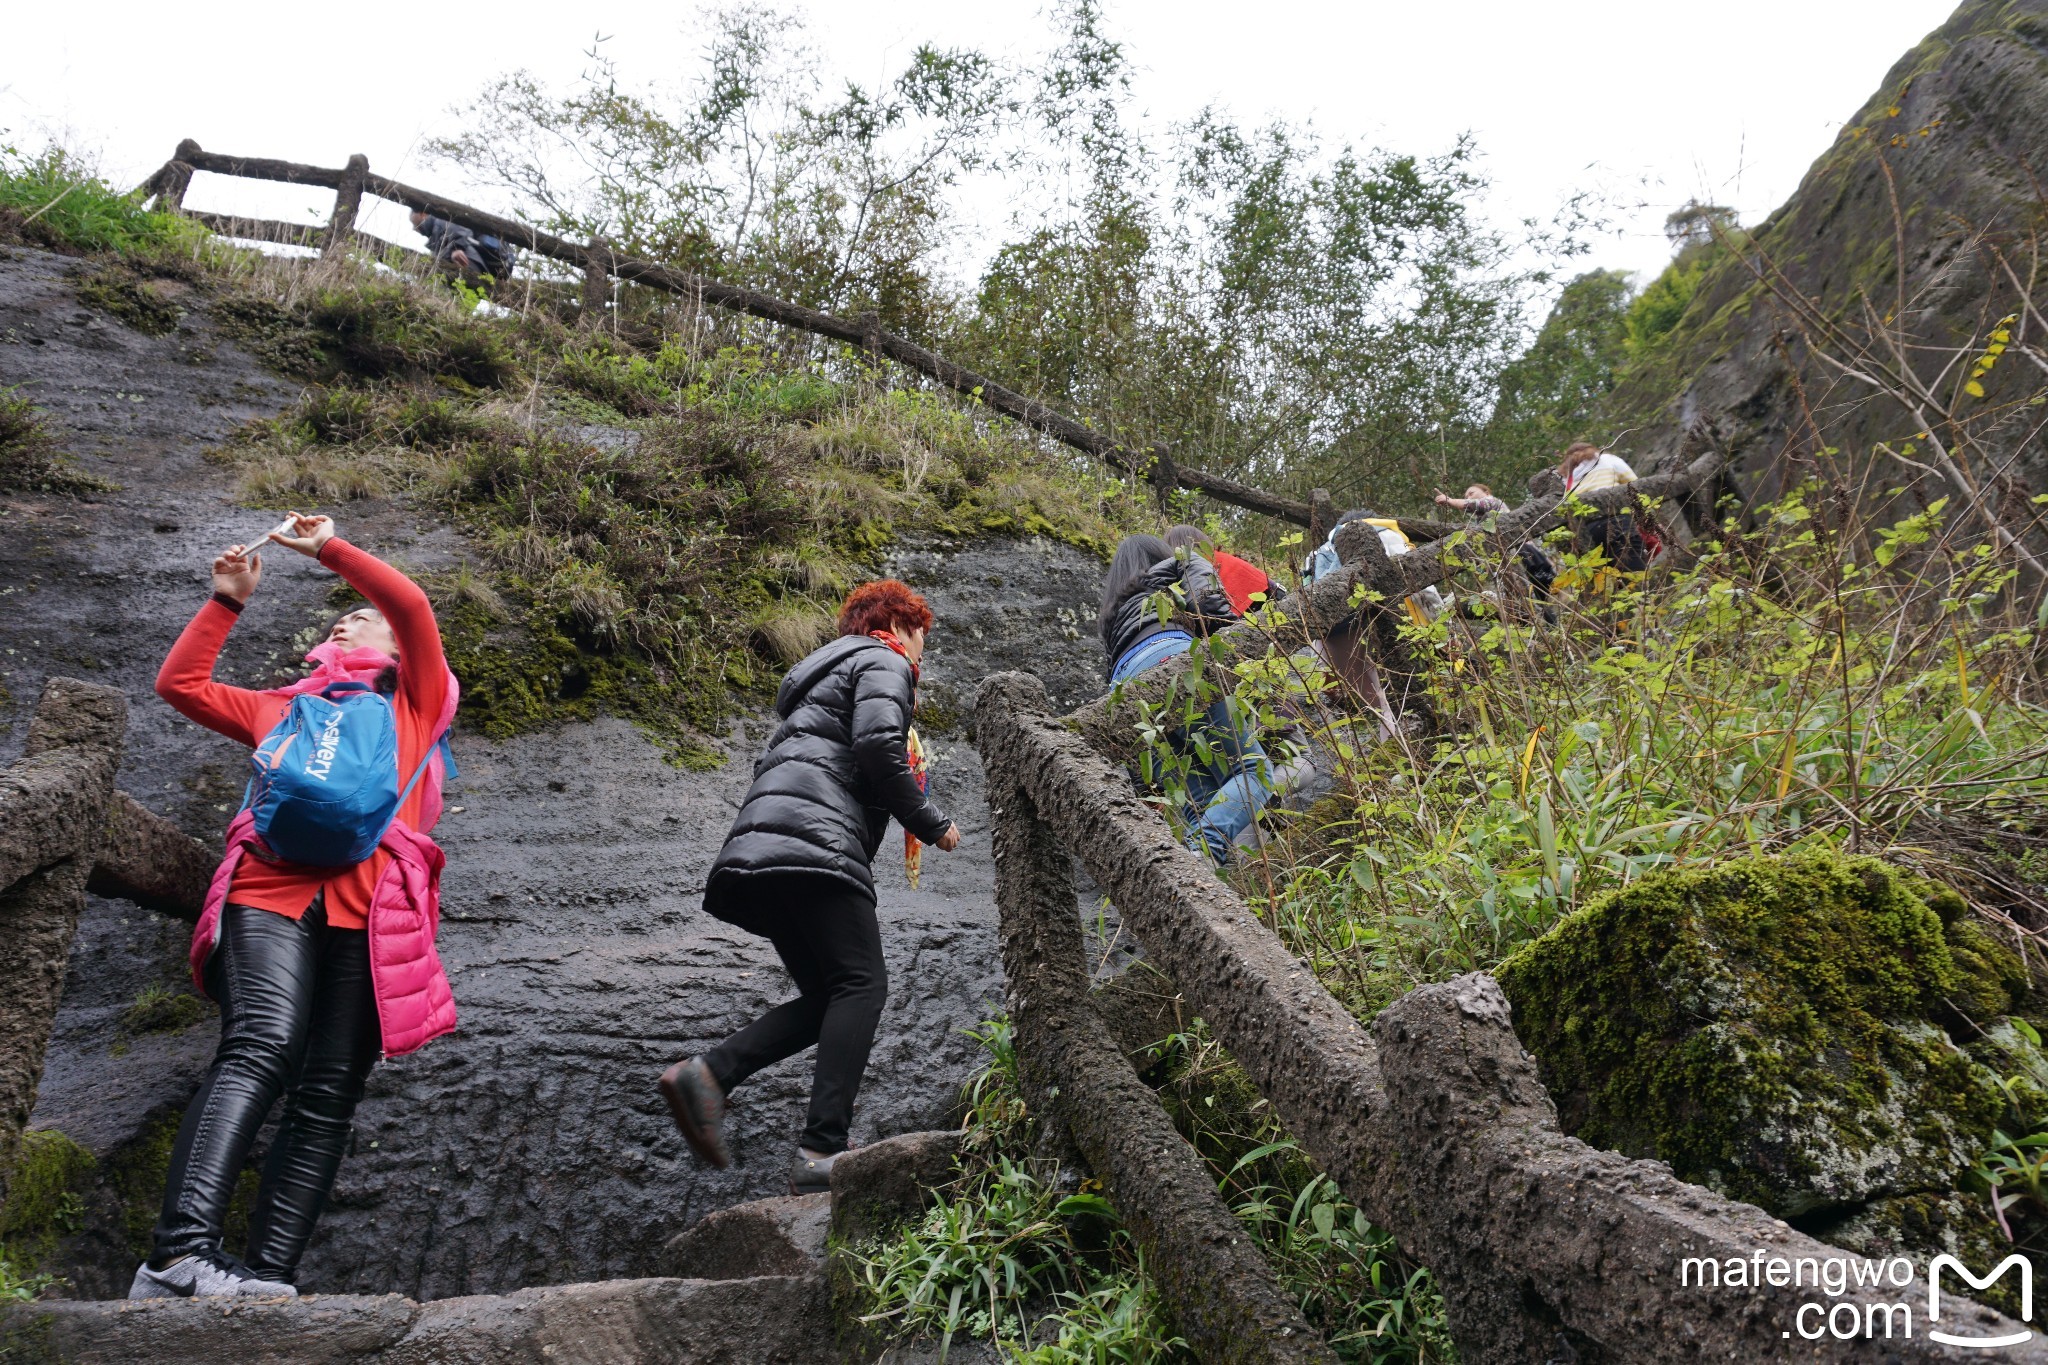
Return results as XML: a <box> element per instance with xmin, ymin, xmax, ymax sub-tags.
<box><xmin>155</xmin><ymin>538</ymin><xmax>451</xmax><ymax>929</ymax></box>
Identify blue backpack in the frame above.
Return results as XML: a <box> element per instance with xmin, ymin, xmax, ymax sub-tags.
<box><xmin>245</xmin><ymin>681</ymin><xmax>452</xmax><ymax>867</ymax></box>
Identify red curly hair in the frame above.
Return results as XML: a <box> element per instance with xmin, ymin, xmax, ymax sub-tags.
<box><xmin>837</xmin><ymin>579</ymin><xmax>934</xmax><ymax>638</ymax></box>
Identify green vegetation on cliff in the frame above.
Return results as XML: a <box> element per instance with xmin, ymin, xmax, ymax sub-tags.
<box><xmin>1</xmin><ymin>150</ymin><xmax>1152</xmax><ymax>757</ymax></box>
<box><xmin>190</xmin><ymin>261</ymin><xmax>1147</xmax><ymax>757</ymax></box>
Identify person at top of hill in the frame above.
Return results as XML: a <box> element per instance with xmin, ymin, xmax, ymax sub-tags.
<box><xmin>660</xmin><ymin>581</ymin><xmax>962</xmax><ymax>1196</ymax></box>
<box><xmin>1163</xmin><ymin>524</ymin><xmax>1276</xmax><ymax>616</ymax></box>
<box><xmin>134</xmin><ymin>513</ymin><xmax>459</xmax><ymax>1300</ymax></box>
<box><xmin>1558</xmin><ymin>441</ymin><xmax>1657</xmax><ymax>574</ymax></box>
<box><xmin>1100</xmin><ymin>533</ymin><xmax>1268</xmax><ymax>862</ymax></box>
<box><xmin>409</xmin><ymin>209</ymin><xmax>483</xmax><ymax>274</ymax></box>
<box><xmin>1434</xmin><ymin>483</ymin><xmax>1509</xmax><ymax>516</ymax></box>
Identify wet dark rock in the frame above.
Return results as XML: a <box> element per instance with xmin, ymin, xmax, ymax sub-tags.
<box><xmin>886</xmin><ymin>535</ymin><xmax>1106</xmax><ymax>737</ymax></box>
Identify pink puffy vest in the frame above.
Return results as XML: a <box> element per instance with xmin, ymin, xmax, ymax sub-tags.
<box><xmin>190</xmin><ymin>809</ymin><xmax>457</xmax><ymax>1059</ymax></box>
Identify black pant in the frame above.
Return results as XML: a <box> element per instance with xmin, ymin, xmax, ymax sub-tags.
<box><xmin>1579</xmin><ymin>514</ymin><xmax>1649</xmax><ymax>573</ymax></box>
<box><xmin>153</xmin><ymin>899</ymin><xmax>382</xmax><ymax>1282</ymax></box>
<box><xmin>702</xmin><ymin>877</ymin><xmax>887</xmax><ymax>1154</ymax></box>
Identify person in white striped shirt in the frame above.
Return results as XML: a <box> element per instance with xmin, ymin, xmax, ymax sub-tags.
<box><xmin>1557</xmin><ymin>441</ymin><xmax>1653</xmax><ymax>580</ymax></box>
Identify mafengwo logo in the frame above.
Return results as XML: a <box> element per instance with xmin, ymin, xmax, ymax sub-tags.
<box><xmin>1928</xmin><ymin>1255</ymin><xmax>2031</xmax><ymax>1350</ymax></box>
<box><xmin>1679</xmin><ymin>1249</ymin><xmax>2034</xmax><ymax>1346</ymax></box>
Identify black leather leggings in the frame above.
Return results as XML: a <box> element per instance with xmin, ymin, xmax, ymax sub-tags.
<box><xmin>152</xmin><ymin>899</ymin><xmax>382</xmax><ymax>1282</ymax></box>
<box><xmin>703</xmin><ymin>876</ymin><xmax>887</xmax><ymax>1154</ymax></box>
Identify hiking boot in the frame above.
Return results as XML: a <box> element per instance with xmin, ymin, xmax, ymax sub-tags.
<box><xmin>790</xmin><ymin>1148</ymin><xmax>844</xmax><ymax>1195</ymax></box>
<box><xmin>659</xmin><ymin>1057</ymin><xmax>731</xmax><ymax>1169</ymax></box>
<box><xmin>128</xmin><ymin>1250</ymin><xmax>298</xmax><ymax>1300</ymax></box>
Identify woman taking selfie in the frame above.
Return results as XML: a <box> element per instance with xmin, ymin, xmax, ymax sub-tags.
<box><xmin>659</xmin><ymin>579</ymin><xmax>961</xmax><ymax>1195</ymax></box>
<box><xmin>132</xmin><ymin>513</ymin><xmax>459</xmax><ymax>1299</ymax></box>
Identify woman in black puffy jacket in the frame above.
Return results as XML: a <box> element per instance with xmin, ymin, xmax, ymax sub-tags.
<box><xmin>1100</xmin><ymin>533</ymin><xmax>1270</xmax><ymax>864</ymax></box>
<box><xmin>660</xmin><ymin>580</ymin><xmax>960</xmax><ymax>1193</ymax></box>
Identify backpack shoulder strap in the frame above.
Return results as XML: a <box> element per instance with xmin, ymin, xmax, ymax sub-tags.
<box><xmin>395</xmin><ymin>728</ymin><xmax>455</xmax><ymax>811</ymax></box>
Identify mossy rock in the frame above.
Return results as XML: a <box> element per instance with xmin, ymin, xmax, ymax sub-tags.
<box><xmin>1497</xmin><ymin>850</ymin><xmax>2011</xmax><ymax>1217</ymax></box>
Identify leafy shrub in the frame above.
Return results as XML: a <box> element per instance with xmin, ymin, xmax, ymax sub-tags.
<box><xmin>849</xmin><ymin>1017</ymin><xmax>1449</xmax><ymax>1363</ymax></box>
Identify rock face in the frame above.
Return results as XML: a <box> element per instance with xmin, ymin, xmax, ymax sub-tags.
<box><xmin>0</xmin><ymin>244</ymin><xmax>1108</xmax><ymax>1300</ymax></box>
<box><xmin>1497</xmin><ymin>851</ymin><xmax>2036</xmax><ymax>1269</ymax></box>
<box><xmin>1609</xmin><ymin>0</ymin><xmax>2048</xmax><ymax>510</ymax></box>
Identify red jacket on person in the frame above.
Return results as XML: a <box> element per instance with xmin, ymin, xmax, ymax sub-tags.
<box><xmin>157</xmin><ymin>537</ymin><xmax>461</xmax><ymax>1057</ymax></box>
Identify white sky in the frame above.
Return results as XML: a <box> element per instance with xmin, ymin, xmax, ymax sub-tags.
<box><xmin>3</xmin><ymin>0</ymin><xmax>1959</xmax><ymax>290</ymax></box>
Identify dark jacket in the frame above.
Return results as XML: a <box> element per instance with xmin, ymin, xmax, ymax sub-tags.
<box><xmin>1100</xmin><ymin>554</ymin><xmax>1234</xmax><ymax>679</ymax></box>
<box><xmin>413</xmin><ymin>214</ymin><xmax>482</xmax><ymax>267</ymax></box>
<box><xmin>705</xmin><ymin>635</ymin><xmax>952</xmax><ymax>912</ymax></box>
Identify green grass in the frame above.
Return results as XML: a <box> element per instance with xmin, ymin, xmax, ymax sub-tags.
<box><xmin>846</xmin><ymin>1016</ymin><xmax>1451</xmax><ymax>1363</ymax></box>
<box><xmin>0</xmin><ymin>146</ymin><xmax>196</xmax><ymax>256</ymax></box>
<box><xmin>189</xmin><ymin>248</ymin><xmax>1150</xmax><ymax>757</ymax></box>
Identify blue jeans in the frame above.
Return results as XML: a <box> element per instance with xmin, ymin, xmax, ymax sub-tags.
<box><xmin>1111</xmin><ymin>632</ymin><xmax>1271</xmax><ymax>862</ymax></box>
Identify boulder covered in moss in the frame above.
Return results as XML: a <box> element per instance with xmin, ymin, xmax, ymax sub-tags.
<box><xmin>1496</xmin><ymin>850</ymin><xmax>2034</xmax><ymax>1220</ymax></box>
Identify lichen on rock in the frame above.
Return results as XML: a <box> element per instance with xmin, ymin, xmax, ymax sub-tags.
<box><xmin>1496</xmin><ymin>850</ymin><xmax>2028</xmax><ymax>1222</ymax></box>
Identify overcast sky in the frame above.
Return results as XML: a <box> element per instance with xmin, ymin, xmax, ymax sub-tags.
<box><xmin>3</xmin><ymin>1</ymin><xmax>1959</xmax><ymax>289</ymax></box>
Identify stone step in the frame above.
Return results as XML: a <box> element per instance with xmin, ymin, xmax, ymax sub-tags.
<box><xmin>1</xmin><ymin>1131</ymin><xmax>967</xmax><ymax>1363</ymax></box>
<box><xmin>5</xmin><ymin>1274</ymin><xmax>830</xmax><ymax>1364</ymax></box>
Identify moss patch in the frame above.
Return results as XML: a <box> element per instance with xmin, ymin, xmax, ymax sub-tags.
<box><xmin>118</xmin><ymin>986</ymin><xmax>213</xmax><ymax>1039</ymax></box>
<box><xmin>1497</xmin><ymin>850</ymin><xmax>2010</xmax><ymax>1217</ymax></box>
<box><xmin>0</xmin><ymin>1130</ymin><xmax>94</xmax><ymax>1280</ymax></box>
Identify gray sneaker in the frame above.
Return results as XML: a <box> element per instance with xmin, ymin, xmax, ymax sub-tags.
<box><xmin>128</xmin><ymin>1251</ymin><xmax>299</xmax><ymax>1300</ymax></box>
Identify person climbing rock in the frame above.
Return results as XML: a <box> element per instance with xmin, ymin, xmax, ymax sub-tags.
<box><xmin>1434</xmin><ymin>482</ymin><xmax>1558</xmax><ymax>618</ymax></box>
<box><xmin>1099</xmin><ymin>532</ymin><xmax>1269</xmax><ymax>863</ymax></box>
<box><xmin>133</xmin><ymin>514</ymin><xmax>459</xmax><ymax>1299</ymax></box>
<box><xmin>1559</xmin><ymin>441</ymin><xmax>1657</xmax><ymax>576</ymax></box>
<box><xmin>661</xmin><ymin>580</ymin><xmax>962</xmax><ymax>1196</ymax></box>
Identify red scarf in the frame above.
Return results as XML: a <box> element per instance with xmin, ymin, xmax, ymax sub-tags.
<box><xmin>866</xmin><ymin>630</ymin><xmax>920</xmax><ymax>683</ymax></box>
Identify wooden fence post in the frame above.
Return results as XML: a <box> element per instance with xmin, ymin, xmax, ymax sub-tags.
<box><xmin>152</xmin><ymin>139</ymin><xmax>202</xmax><ymax>213</ymax></box>
<box><xmin>981</xmin><ymin>675</ymin><xmax>1336</xmax><ymax>1365</ymax></box>
<box><xmin>324</xmin><ymin>153</ymin><xmax>369</xmax><ymax>258</ymax></box>
<box><xmin>581</xmin><ymin>236</ymin><xmax>611</xmax><ymax>329</ymax></box>
<box><xmin>857</xmin><ymin>309</ymin><xmax>883</xmax><ymax>375</ymax></box>
<box><xmin>1306</xmin><ymin>488</ymin><xmax>1334</xmax><ymax>557</ymax></box>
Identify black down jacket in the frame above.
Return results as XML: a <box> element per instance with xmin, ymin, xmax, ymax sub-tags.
<box><xmin>705</xmin><ymin>634</ymin><xmax>952</xmax><ymax>913</ymax></box>
<box><xmin>1100</xmin><ymin>555</ymin><xmax>1236</xmax><ymax>680</ymax></box>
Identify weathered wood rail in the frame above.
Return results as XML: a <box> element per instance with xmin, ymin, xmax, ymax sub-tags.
<box><xmin>970</xmin><ymin>430</ymin><xmax>2044</xmax><ymax>1361</ymax></box>
<box><xmin>0</xmin><ymin>679</ymin><xmax>212</xmax><ymax>1219</ymax></box>
<box><xmin>136</xmin><ymin>139</ymin><xmax>1316</xmax><ymax>527</ymax></box>
<box><xmin>978</xmin><ymin>670</ymin><xmax>2042</xmax><ymax>1362</ymax></box>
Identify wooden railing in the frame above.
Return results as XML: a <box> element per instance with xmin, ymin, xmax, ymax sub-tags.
<box><xmin>972</xmin><ymin>446</ymin><xmax>2047</xmax><ymax>1362</ymax></box>
<box><xmin>138</xmin><ymin>139</ymin><xmax>1318</xmax><ymax>527</ymax></box>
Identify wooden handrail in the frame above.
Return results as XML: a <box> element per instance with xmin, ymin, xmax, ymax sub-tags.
<box><xmin>143</xmin><ymin>140</ymin><xmax>1318</xmax><ymax>525</ymax></box>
